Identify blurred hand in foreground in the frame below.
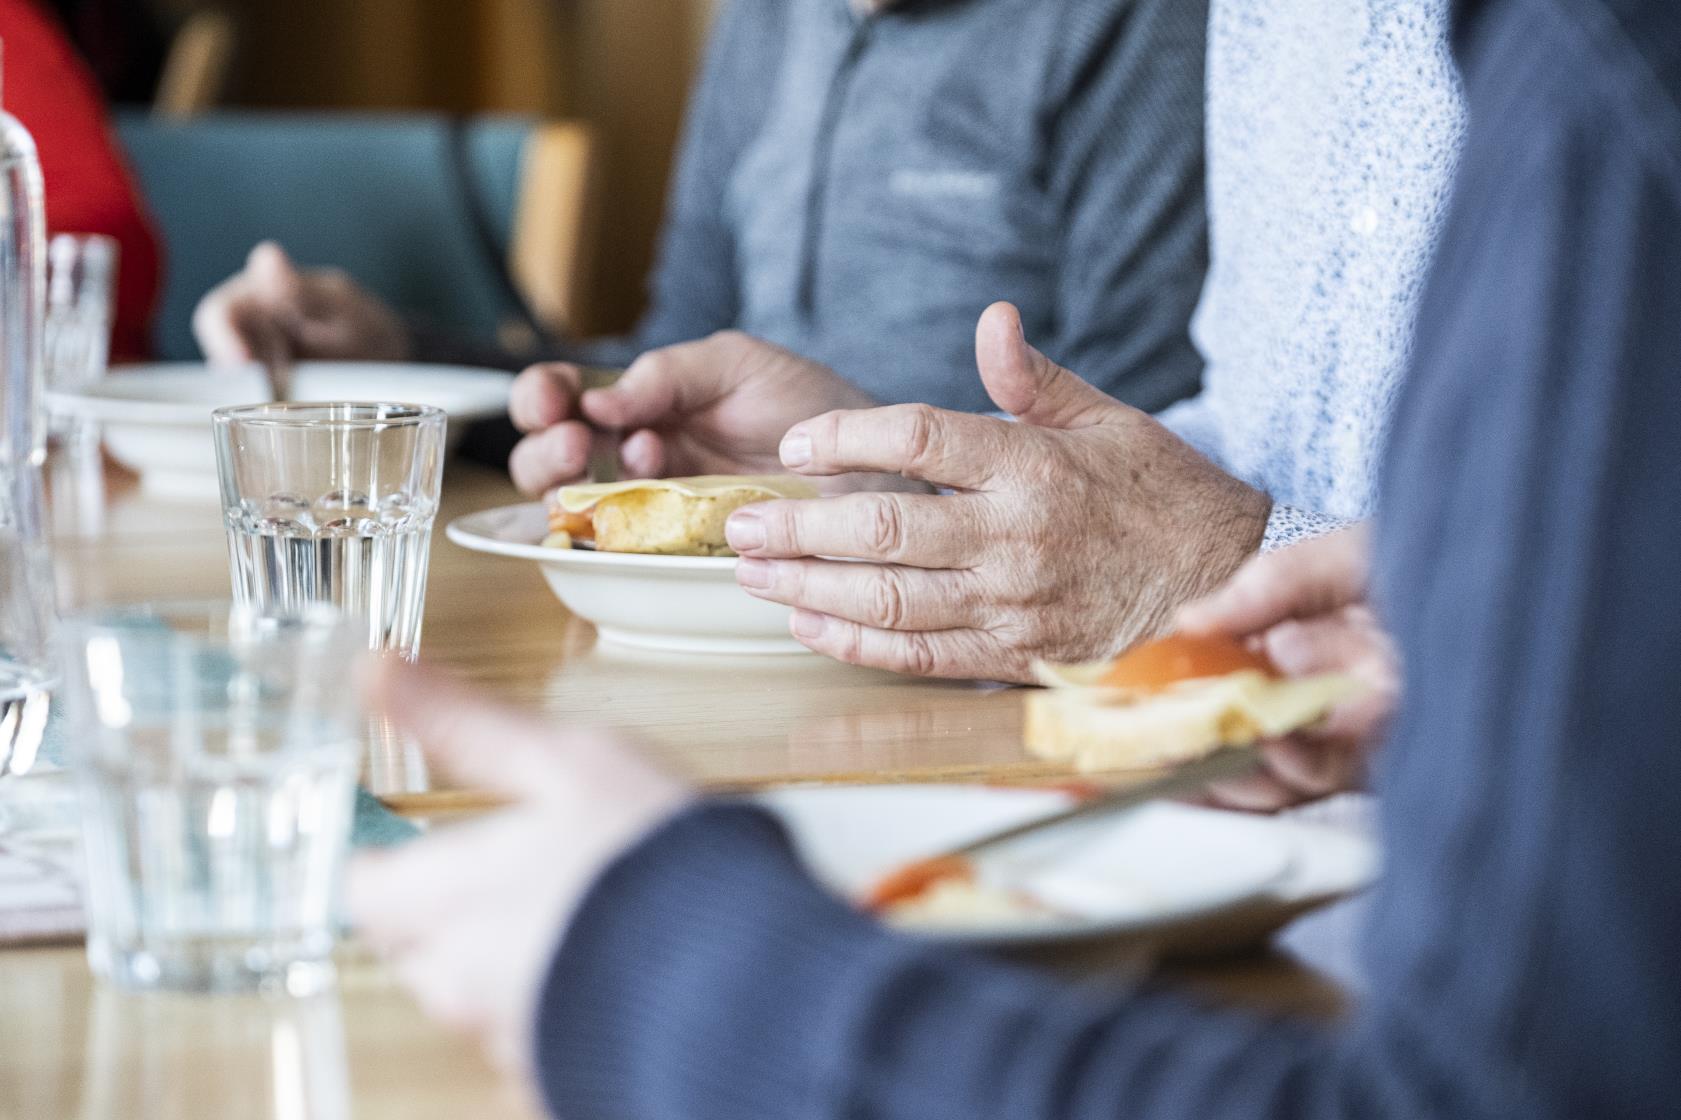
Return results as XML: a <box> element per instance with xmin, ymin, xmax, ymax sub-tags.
<box><xmin>193</xmin><ymin>241</ymin><xmax>412</xmax><ymax>368</ymax></box>
<box><xmin>1176</xmin><ymin>525</ymin><xmax>1399</xmax><ymax>811</ymax></box>
<box><xmin>346</xmin><ymin>659</ymin><xmax>690</xmax><ymax>1073</ymax></box>
<box><xmin>507</xmin><ymin>331</ymin><xmax>919</xmax><ymax>496</ymax></box>
<box><xmin>723</xmin><ymin>302</ymin><xmax>1272</xmax><ymax>683</ymax></box>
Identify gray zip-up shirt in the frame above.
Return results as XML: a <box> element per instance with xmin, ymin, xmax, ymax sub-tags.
<box><xmin>590</xmin><ymin>0</ymin><xmax>1209</xmax><ymax>413</ymax></box>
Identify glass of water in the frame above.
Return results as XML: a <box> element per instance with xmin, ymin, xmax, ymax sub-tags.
<box><xmin>58</xmin><ymin>602</ymin><xmax>364</xmax><ymax>995</ymax></box>
<box><xmin>45</xmin><ymin>233</ymin><xmax>118</xmax><ymax>538</ymax></box>
<box><xmin>211</xmin><ymin>403</ymin><xmax>446</xmax><ymax>659</ymax></box>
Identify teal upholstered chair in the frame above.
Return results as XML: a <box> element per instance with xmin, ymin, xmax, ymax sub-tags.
<box><xmin>116</xmin><ymin>110</ymin><xmax>599</xmax><ymax>362</ymax></box>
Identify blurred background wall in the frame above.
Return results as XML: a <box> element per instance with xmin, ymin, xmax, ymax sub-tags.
<box><xmin>136</xmin><ymin>0</ymin><xmax>720</xmax><ymax>335</ymax></box>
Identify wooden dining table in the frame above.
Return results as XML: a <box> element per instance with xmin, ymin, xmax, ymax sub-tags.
<box><xmin>1</xmin><ymin>458</ymin><xmax>1358</xmax><ymax>1120</ymax></box>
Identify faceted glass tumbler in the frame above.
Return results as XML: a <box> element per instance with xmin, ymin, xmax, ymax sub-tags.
<box><xmin>59</xmin><ymin>602</ymin><xmax>364</xmax><ymax>995</ymax></box>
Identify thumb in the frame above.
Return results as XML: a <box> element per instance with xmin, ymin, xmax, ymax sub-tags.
<box><xmin>1177</xmin><ymin>531</ymin><xmax>1368</xmax><ymax>638</ymax></box>
<box><xmin>975</xmin><ymin>302</ymin><xmax>1119</xmax><ymax>430</ymax></box>
<box><xmin>246</xmin><ymin>240</ymin><xmax>303</xmax><ymax>302</ymax></box>
<box><xmin>360</xmin><ymin>657</ymin><xmax>580</xmax><ymax>798</ymax></box>
<box><xmin>581</xmin><ymin>344</ymin><xmax>703</xmax><ymax>431</ymax></box>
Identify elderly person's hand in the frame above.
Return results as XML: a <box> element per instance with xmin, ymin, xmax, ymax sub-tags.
<box><xmin>723</xmin><ymin>302</ymin><xmax>1272</xmax><ymax>682</ymax></box>
<box><xmin>193</xmin><ymin>241</ymin><xmax>412</xmax><ymax>368</ymax></box>
<box><xmin>347</xmin><ymin>659</ymin><xmax>690</xmax><ymax>1074</ymax></box>
<box><xmin>507</xmin><ymin>331</ymin><xmax>913</xmax><ymax>496</ymax></box>
<box><xmin>1176</xmin><ymin>525</ymin><xmax>1399</xmax><ymax>811</ymax></box>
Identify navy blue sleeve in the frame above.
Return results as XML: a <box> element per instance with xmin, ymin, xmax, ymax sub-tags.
<box><xmin>532</xmin><ymin>5</ymin><xmax>1681</xmax><ymax>1119</ymax></box>
<box><xmin>534</xmin><ymin>804</ymin><xmax>1336</xmax><ymax>1120</ymax></box>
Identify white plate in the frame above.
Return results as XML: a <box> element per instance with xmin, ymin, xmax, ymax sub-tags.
<box><xmin>758</xmin><ymin>784</ymin><xmax>1379</xmax><ymax>950</ymax></box>
<box><xmin>447</xmin><ymin>502</ymin><xmax>807</xmax><ymax>655</ymax></box>
<box><xmin>47</xmin><ymin>361</ymin><xmax>513</xmax><ymax>500</ymax></box>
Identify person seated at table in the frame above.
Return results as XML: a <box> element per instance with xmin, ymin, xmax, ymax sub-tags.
<box><xmin>351</xmin><ymin>0</ymin><xmax>1681</xmax><ymax>1110</ymax></box>
<box><xmin>503</xmin><ymin>0</ymin><xmax>1466</xmax><ymax>683</ymax></box>
<box><xmin>189</xmin><ymin>0</ymin><xmax>1209</xmax><ymax>415</ymax></box>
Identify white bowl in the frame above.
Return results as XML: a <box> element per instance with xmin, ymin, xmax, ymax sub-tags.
<box><xmin>758</xmin><ymin>784</ymin><xmax>1380</xmax><ymax>950</ymax></box>
<box><xmin>446</xmin><ymin>502</ymin><xmax>807</xmax><ymax>655</ymax></box>
<box><xmin>47</xmin><ymin>361</ymin><xmax>513</xmax><ymax>500</ymax></box>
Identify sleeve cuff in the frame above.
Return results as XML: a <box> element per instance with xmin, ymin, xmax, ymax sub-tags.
<box><xmin>1261</xmin><ymin>505</ymin><xmax>1352</xmax><ymax>552</ymax></box>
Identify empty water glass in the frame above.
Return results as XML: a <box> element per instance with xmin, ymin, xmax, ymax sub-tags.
<box><xmin>45</xmin><ymin>233</ymin><xmax>117</xmax><ymax>537</ymax></box>
<box><xmin>211</xmin><ymin>403</ymin><xmax>446</xmax><ymax>658</ymax></box>
<box><xmin>46</xmin><ymin>233</ymin><xmax>116</xmax><ymax>398</ymax></box>
<box><xmin>59</xmin><ymin>603</ymin><xmax>364</xmax><ymax>995</ymax></box>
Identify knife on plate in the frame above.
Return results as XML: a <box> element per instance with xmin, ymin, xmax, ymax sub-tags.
<box><xmin>865</xmin><ymin>745</ymin><xmax>1262</xmax><ymax>909</ymax></box>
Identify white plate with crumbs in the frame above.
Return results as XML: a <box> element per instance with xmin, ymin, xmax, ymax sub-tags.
<box><xmin>48</xmin><ymin>362</ymin><xmax>511</xmax><ymax>500</ymax></box>
<box><xmin>446</xmin><ymin>502</ymin><xmax>808</xmax><ymax>655</ymax></box>
<box><xmin>757</xmin><ymin>784</ymin><xmax>1379</xmax><ymax>952</ymax></box>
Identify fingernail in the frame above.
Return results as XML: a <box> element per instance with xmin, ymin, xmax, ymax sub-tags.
<box><xmin>735</xmin><ymin>557</ymin><xmax>774</xmax><ymax>589</ymax></box>
<box><xmin>726</xmin><ymin>508</ymin><xmax>766</xmax><ymax>552</ymax></box>
<box><xmin>780</xmin><ymin>430</ymin><xmax>812</xmax><ymax>468</ymax></box>
<box><xmin>792</xmin><ymin>610</ymin><xmax>827</xmax><ymax>639</ymax></box>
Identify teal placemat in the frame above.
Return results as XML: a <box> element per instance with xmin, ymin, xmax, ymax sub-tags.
<box><xmin>352</xmin><ymin>786</ymin><xmax>420</xmax><ymax>847</ymax></box>
<box><xmin>37</xmin><ymin>708</ymin><xmax>418</xmax><ymax>849</ymax></box>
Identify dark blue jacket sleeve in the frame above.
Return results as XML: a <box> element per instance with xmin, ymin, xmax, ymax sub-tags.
<box><xmin>531</xmin><ymin>5</ymin><xmax>1681</xmax><ymax>1118</ymax></box>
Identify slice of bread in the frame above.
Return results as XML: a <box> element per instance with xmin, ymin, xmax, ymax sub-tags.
<box><xmin>549</xmin><ymin>475</ymin><xmax>820</xmax><ymax>556</ymax></box>
<box><xmin>591</xmin><ymin>487</ymin><xmax>770</xmax><ymax>556</ymax></box>
<box><xmin>1024</xmin><ymin>671</ymin><xmax>1360</xmax><ymax>773</ymax></box>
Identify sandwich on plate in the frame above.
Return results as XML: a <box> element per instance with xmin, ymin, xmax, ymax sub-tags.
<box><xmin>1025</xmin><ymin>633</ymin><xmax>1362</xmax><ymax>773</ymax></box>
<box><xmin>544</xmin><ymin>475</ymin><xmax>817</xmax><ymax>557</ymax></box>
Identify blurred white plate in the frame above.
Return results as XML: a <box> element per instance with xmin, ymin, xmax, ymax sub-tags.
<box><xmin>46</xmin><ymin>361</ymin><xmax>512</xmax><ymax>500</ymax></box>
<box><xmin>758</xmin><ymin>784</ymin><xmax>1379</xmax><ymax>950</ymax></box>
<box><xmin>446</xmin><ymin>502</ymin><xmax>807</xmax><ymax>655</ymax></box>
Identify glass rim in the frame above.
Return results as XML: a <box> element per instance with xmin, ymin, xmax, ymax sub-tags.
<box><xmin>59</xmin><ymin>598</ymin><xmax>352</xmax><ymax>638</ymax></box>
<box><xmin>211</xmin><ymin>401</ymin><xmax>446</xmax><ymax>430</ymax></box>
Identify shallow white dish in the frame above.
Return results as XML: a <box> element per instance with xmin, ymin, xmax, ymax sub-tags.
<box><xmin>47</xmin><ymin>361</ymin><xmax>512</xmax><ymax>500</ymax></box>
<box><xmin>758</xmin><ymin>784</ymin><xmax>1379</xmax><ymax>951</ymax></box>
<box><xmin>446</xmin><ymin>502</ymin><xmax>806</xmax><ymax>655</ymax></box>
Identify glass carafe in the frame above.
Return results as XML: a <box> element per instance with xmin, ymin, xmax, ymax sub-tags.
<box><xmin>0</xmin><ymin>91</ymin><xmax>58</xmax><ymax>780</ymax></box>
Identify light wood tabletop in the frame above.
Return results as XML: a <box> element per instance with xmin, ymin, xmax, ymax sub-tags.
<box><xmin>1</xmin><ymin>457</ymin><xmax>1357</xmax><ymax>1120</ymax></box>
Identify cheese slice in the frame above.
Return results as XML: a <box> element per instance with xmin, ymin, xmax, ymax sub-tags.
<box><xmin>554</xmin><ymin>474</ymin><xmax>818</xmax><ymax>514</ymax></box>
<box><xmin>1024</xmin><ymin>669</ymin><xmax>1363</xmax><ymax>772</ymax></box>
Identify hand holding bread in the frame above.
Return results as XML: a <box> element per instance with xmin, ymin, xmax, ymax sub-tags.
<box><xmin>1170</xmin><ymin>526</ymin><xmax>1399</xmax><ymax>810</ymax></box>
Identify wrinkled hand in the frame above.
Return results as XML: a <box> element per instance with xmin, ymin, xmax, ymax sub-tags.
<box><xmin>723</xmin><ymin>302</ymin><xmax>1272</xmax><ymax>683</ymax></box>
<box><xmin>1176</xmin><ymin>525</ymin><xmax>1398</xmax><ymax>811</ymax></box>
<box><xmin>193</xmin><ymin>241</ymin><xmax>411</xmax><ymax>368</ymax></box>
<box><xmin>507</xmin><ymin>331</ymin><xmax>905</xmax><ymax>496</ymax></box>
<box><xmin>347</xmin><ymin>659</ymin><xmax>690</xmax><ymax>1073</ymax></box>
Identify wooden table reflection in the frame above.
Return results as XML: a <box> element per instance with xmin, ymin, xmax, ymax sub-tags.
<box><xmin>1</xmin><ymin>458</ymin><xmax>1356</xmax><ymax>1119</ymax></box>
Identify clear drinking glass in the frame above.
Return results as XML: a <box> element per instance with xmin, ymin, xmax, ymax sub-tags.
<box><xmin>46</xmin><ymin>233</ymin><xmax>116</xmax><ymax>396</ymax></box>
<box><xmin>59</xmin><ymin>603</ymin><xmax>364</xmax><ymax>995</ymax></box>
<box><xmin>211</xmin><ymin>403</ymin><xmax>446</xmax><ymax>658</ymax></box>
<box><xmin>0</xmin><ymin>94</ymin><xmax>58</xmax><ymax>789</ymax></box>
<box><xmin>45</xmin><ymin>233</ymin><xmax>118</xmax><ymax>538</ymax></box>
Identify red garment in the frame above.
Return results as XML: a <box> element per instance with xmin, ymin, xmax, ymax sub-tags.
<box><xmin>1</xmin><ymin>0</ymin><xmax>161</xmax><ymax>360</ymax></box>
